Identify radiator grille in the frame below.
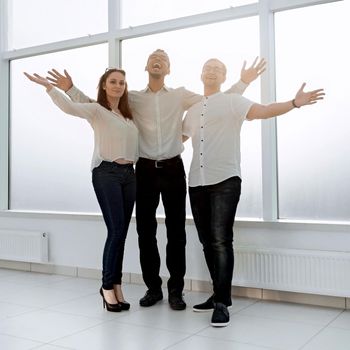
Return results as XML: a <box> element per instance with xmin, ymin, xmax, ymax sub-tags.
<box><xmin>0</xmin><ymin>230</ymin><xmax>48</xmax><ymax>263</ymax></box>
<box><xmin>234</xmin><ymin>247</ymin><xmax>350</xmax><ymax>297</ymax></box>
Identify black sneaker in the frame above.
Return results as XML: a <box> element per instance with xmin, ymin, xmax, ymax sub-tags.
<box><xmin>193</xmin><ymin>295</ymin><xmax>232</xmax><ymax>312</ymax></box>
<box><xmin>210</xmin><ymin>302</ymin><xmax>230</xmax><ymax>327</ymax></box>
<box><xmin>139</xmin><ymin>289</ymin><xmax>163</xmax><ymax>307</ymax></box>
<box><xmin>168</xmin><ymin>293</ymin><xmax>186</xmax><ymax>311</ymax></box>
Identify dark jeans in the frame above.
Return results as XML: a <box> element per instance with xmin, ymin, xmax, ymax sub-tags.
<box><xmin>189</xmin><ymin>176</ymin><xmax>241</xmax><ymax>305</ymax></box>
<box><xmin>92</xmin><ymin>161</ymin><xmax>136</xmax><ymax>290</ymax></box>
<box><xmin>136</xmin><ymin>156</ymin><xmax>187</xmax><ymax>295</ymax></box>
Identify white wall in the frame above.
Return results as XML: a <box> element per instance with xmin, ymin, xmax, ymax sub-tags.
<box><xmin>1</xmin><ymin>211</ymin><xmax>349</xmax><ymax>283</ymax></box>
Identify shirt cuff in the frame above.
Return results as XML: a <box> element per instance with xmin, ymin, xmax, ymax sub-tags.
<box><xmin>66</xmin><ymin>85</ymin><xmax>79</xmax><ymax>97</ymax></box>
<box><xmin>235</xmin><ymin>79</ymin><xmax>249</xmax><ymax>90</ymax></box>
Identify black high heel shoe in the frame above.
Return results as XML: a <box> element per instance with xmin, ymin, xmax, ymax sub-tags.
<box><xmin>100</xmin><ymin>288</ymin><xmax>122</xmax><ymax>312</ymax></box>
<box><xmin>118</xmin><ymin>300</ymin><xmax>130</xmax><ymax>311</ymax></box>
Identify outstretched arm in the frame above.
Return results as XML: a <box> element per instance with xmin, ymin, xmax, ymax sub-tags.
<box><xmin>24</xmin><ymin>72</ymin><xmax>97</xmax><ymax>121</ymax></box>
<box><xmin>240</xmin><ymin>57</ymin><xmax>266</xmax><ymax>84</ymax></box>
<box><xmin>46</xmin><ymin>69</ymin><xmax>94</xmax><ymax>103</ymax></box>
<box><xmin>24</xmin><ymin>72</ymin><xmax>53</xmax><ymax>90</ymax></box>
<box><xmin>47</xmin><ymin>69</ymin><xmax>73</xmax><ymax>92</ymax></box>
<box><xmin>225</xmin><ymin>57</ymin><xmax>266</xmax><ymax>95</ymax></box>
<box><xmin>247</xmin><ymin>83</ymin><xmax>325</xmax><ymax>120</ymax></box>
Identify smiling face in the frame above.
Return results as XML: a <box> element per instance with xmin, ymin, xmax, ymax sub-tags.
<box><xmin>103</xmin><ymin>71</ymin><xmax>126</xmax><ymax>100</ymax></box>
<box><xmin>201</xmin><ymin>58</ymin><xmax>227</xmax><ymax>89</ymax></box>
<box><xmin>145</xmin><ymin>49</ymin><xmax>170</xmax><ymax>78</ymax></box>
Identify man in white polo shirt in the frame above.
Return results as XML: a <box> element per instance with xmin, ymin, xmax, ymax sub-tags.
<box><xmin>45</xmin><ymin>51</ymin><xmax>266</xmax><ymax>310</ymax></box>
<box><xmin>183</xmin><ymin>58</ymin><xmax>324</xmax><ymax>327</ymax></box>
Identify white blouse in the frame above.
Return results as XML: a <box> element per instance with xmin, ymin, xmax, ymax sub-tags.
<box><xmin>47</xmin><ymin>87</ymin><xmax>139</xmax><ymax>170</ymax></box>
<box><xmin>183</xmin><ymin>92</ymin><xmax>254</xmax><ymax>187</ymax></box>
<box><xmin>67</xmin><ymin>80</ymin><xmax>248</xmax><ymax>161</ymax></box>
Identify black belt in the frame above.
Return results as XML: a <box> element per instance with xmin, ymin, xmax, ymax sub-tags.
<box><xmin>138</xmin><ymin>155</ymin><xmax>181</xmax><ymax>168</ymax></box>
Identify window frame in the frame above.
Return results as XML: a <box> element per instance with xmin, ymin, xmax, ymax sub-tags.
<box><xmin>0</xmin><ymin>0</ymin><xmax>345</xmax><ymax>225</ymax></box>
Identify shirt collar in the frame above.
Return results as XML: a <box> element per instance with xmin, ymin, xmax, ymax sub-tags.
<box><xmin>203</xmin><ymin>91</ymin><xmax>222</xmax><ymax>100</ymax></box>
<box><xmin>142</xmin><ymin>85</ymin><xmax>170</xmax><ymax>93</ymax></box>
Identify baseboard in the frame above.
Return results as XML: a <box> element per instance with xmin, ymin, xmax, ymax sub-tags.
<box><xmin>0</xmin><ymin>260</ymin><xmax>347</xmax><ymax>309</ymax></box>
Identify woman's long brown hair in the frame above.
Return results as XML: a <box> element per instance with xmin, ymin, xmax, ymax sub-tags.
<box><xmin>97</xmin><ymin>68</ymin><xmax>133</xmax><ymax>120</ymax></box>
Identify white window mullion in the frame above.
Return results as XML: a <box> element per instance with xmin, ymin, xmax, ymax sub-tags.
<box><xmin>270</xmin><ymin>0</ymin><xmax>342</xmax><ymax>12</ymax></box>
<box><xmin>108</xmin><ymin>0</ymin><xmax>121</xmax><ymax>67</ymax></box>
<box><xmin>259</xmin><ymin>0</ymin><xmax>278</xmax><ymax>221</ymax></box>
<box><xmin>0</xmin><ymin>0</ymin><xmax>9</xmax><ymax>210</ymax></box>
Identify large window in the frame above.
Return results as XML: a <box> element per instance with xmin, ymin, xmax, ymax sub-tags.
<box><xmin>275</xmin><ymin>0</ymin><xmax>350</xmax><ymax>221</ymax></box>
<box><xmin>2</xmin><ymin>0</ymin><xmax>346</xmax><ymax>223</ymax></box>
<box><xmin>7</xmin><ymin>0</ymin><xmax>108</xmax><ymax>50</ymax></box>
<box><xmin>122</xmin><ymin>17</ymin><xmax>262</xmax><ymax>218</ymax></box>
<box><xmin>10</xmin><ymin>45</ymin><xmax>108</xmax><ymax>212</ymax></box>
<box><xmin>121</xmin><ymin>0</ymin><xmax>257</xmax><ymax>27</ymax></box>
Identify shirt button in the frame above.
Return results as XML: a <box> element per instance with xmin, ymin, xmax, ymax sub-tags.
<box><xmin>200</xmin><ymin>165</ymin><xmax>203</xmax><ymax>168</ymax></box>
<box><xmin>200</xmin><ymin>153</ymin><xmax>203</xmax><ymax>155</ymax></box>
<box><xmin>201</xmin><ymin>139</ymin><xmax>203</xmax><ymax>142</ymax></box>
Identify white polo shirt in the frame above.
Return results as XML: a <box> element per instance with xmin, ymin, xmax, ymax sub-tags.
<box><xmin>67</xmin><ymin>80</ymin><xmax>248</xmax><ymax>161</ymax></box>
<box><xmin>48</xmin><ymin>88</ymin><xmax>139</xmax><ymax>170</ymax></box>
<box><xmin>183</xmin><ymin>92</ymin><xmax>254</xmax><ymax>187</ymax></box>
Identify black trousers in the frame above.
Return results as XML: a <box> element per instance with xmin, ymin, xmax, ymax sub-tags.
<box><xmin>135</xmin><ymin>156</ymin><xmax>187</xmax><ymax>295</ymax></box>
<box><xmin>92</xmin><ymin>161</ymin><xmax>136</xmax><ymax>290</ymax></box>
<box><xmin>189</xmin><ymin>176</ymin><xmax>241</xmax><ymax>305</ymax></box>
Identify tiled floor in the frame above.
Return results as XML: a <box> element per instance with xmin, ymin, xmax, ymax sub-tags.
<box><xmin>0</xmin><ymin>268</ymin><xmax>349</xmax><ymax>350</ymax></box>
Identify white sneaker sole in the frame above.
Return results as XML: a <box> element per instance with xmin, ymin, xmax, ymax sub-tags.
<box><xmin>192</xmin><ymin>305</ymin><xmax>232</xmax><ymax>313</ymax></box>
<box><xmin>210</xmin><ymin>321</ymin><xmax>230</xmax><ymax>327</ymax></box>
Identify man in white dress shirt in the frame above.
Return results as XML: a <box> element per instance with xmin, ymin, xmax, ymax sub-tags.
<box><xmin>46</xmin><ymin>51</ymin><xmax>266</xmax><ymax>310</ymax></box>
<box><xmin>127</xmin><ymin>50</ymin><xmax>261</xmax><ymax>310</ymax></box>
<box><xmin>183</xmin><ymin>58</ymin><xmax>324</xmax><ymax>326</ymax></box>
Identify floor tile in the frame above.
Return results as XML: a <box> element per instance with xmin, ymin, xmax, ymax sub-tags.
<box><xmin>51</xmin><ymin>321</ymin><xmax>190</xmax><ymax>350</ymax></box>
<box><xmin>0</xmin><ymin>301</ymin><xmax>38</xmax><ymax>320</ymax></box>
<box><xmin>0</xmin><ymin>309</ymin><xmax>103</xmax><ymax>343</ymax></box>
<box><xmin>47</xmin><ymin>293</ymin><xmax>128</xmax><ymax>320</ymax></box>
<box><xmin>0</xmin><ymin>285</ymin><xmax>94</xmax><ymax>308</ymax></box>
<box><xmin>302</xmin><ymin>326</ymin><xmax>350</xmax><ymax>350</ymax></box>
<box><xmin>238</xmin><ymin>300</ymin><xmax>342</xmax><ymax>325</ymax></box>
<box><xmin>198</xmin><ymin>313</ymin><xmax>322</xmax><ymax>350</ymax></box>
<box><xmin>0</xmin><ymin>333</ymin><xmax>42</xmax><ymax>349</ymax></box>
<box><xmin>166</xmin><ymin>335</ymin><xmax>275</xmax><ymax>350</ymax></box>
<box><xmin>328</xmin><ymin>310</ymin><xmax>350</xmax><ymax>330</ymax></box>
<box><xmin>114</xmin><ymin>304</ymin><xmax>210</xmax><ymax>333</ymax></box>
<box><xmin>48</xmin><ymin>277</ymin><xmax>100</xmax><ymax>293</ymax></box>
<box><xmin>1</xmin><ymin>271</ymin><xmax>71</xmax><ymax>287</ymax></box>
<box><xmin>0</xmin><ymin>280</ymin><xmax>26</xmax><ymax>299</ymax></box>
<box><xmin>0</xmin><ymin>268</ymin><xmax>348</xmax><ymax>350</ymax></box>
<box><xmin>0</xmin><ymin>269</ymin><xmax>26</xmax><ymax>278</ymax></box>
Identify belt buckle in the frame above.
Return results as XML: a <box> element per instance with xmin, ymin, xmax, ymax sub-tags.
<box><xmin>155</xmin><ymin>160</ymin><xmax>163</xmax><ymax>168</ymax></box>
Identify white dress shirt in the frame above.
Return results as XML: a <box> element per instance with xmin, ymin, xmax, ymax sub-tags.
<box><xmin>66</xmin><ymin>80</ymin><xmax>248</xmax><ymax>161</ymax></box>
<box><xmin>48</xmin><ymin>88</ymin><xmax>139</xmax><ymax>170</ymax></box>
<box><xmin>183</xmin><ymin>92</ymin><xmax>254</xmax><ymax>187</ymax></box>
<box><xmin>128</xmin><ymin>86</ymin><xmax>200</xmax><ymax>160</ymax></box>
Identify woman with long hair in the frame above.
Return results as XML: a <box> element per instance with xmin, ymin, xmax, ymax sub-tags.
<box><xmin>24</xmin><ymin>68</ymin><xmax>138</xmax><ymax>312</ymax></box>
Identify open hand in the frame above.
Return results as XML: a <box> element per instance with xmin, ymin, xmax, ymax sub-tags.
<box><xmin>294</xmin><ymin>83</ymin><xmax>325</xmax><ymax>107</ymax></box>
<box><xmin>24</xmin><ymin>72</ymin><xmax>52</xmax><ymax>89</ymax></box>
<box><xmin>47</xmin><ymin>69</ymin><xmax>73</xmax><ymax>92</ymax></box>
<box><xmin>240</xmin><ymin>57</ymin><xmax>267</xmax><ymax>84</ymax></box>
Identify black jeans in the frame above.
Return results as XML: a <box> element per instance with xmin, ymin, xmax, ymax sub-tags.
<box><xmin>92</xmin><ymin>161</ymin><xmax>136</xmax><ymax>290</ymax></box>
<box><xmin>189</xmin><ymin>176</ymin><xmax>241</xmax><ymax>305</ymax></box>
<box><xmin>136</xmin><ymin>156</ymin><xmax>187</xmax><ymax>294</ymax></box>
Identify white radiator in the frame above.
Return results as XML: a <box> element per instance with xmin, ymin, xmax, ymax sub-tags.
<box><xmin>0</xmin><ymin>230</ymin><xmax>48</xmax><ymax>263</ymax></box>
<box><xmin>234</xmin><ymin>246</ymin><xmax>350</xmax><ymax>297</ymax></box>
